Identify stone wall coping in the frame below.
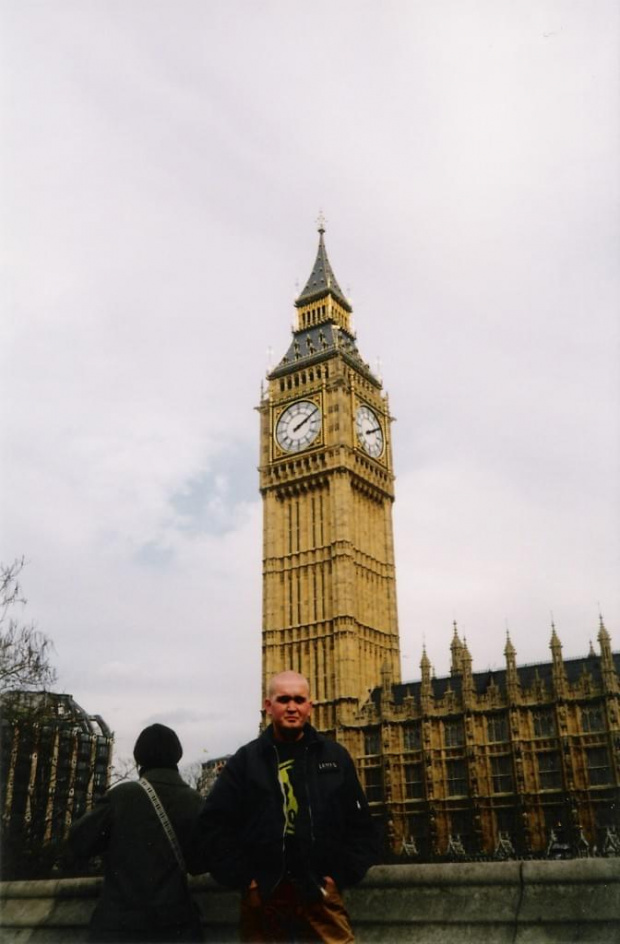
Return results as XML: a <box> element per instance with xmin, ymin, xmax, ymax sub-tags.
<box><xmin>361</xmin><ymin>859</ymin><xmax>620</xmax><ymax>886</ymax></box>
<box><xmin>1</xmin><ymin>861</ymin><xmax>618</xmax><ymax>943</ymax></box>
<box><xmin>0</xmin><ymin>873</ymin><xmax>222</xmax><ymax>899</ymax></box>
<box><xmin>1</xmin><ymin>858</ymin><xmax>618</xmax><ymax>898</ymax></box>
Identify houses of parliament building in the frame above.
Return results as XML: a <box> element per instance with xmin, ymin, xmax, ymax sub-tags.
<box><xmin>257</xmin><ymin>221</ymin><xmax>620</xmax><ymax>859</ymax></box>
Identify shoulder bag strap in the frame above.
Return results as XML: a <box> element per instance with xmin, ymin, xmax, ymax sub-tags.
<box><xmin>138</xmin><ymin>777</ymin><xmax>187</xmax><ymax>873</ymax></box>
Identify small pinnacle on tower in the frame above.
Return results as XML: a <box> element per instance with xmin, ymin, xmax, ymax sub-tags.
<box><xmin>504</xmin><ymin>631</ymin><xmax>516</xmax><ymax>658</ymax></box>
<box><xmin>598</xmin><ymin>613</ymin><xmax>610</xmax><ymax>643</ymax></box>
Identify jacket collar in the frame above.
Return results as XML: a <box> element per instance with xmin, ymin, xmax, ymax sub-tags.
<box><xmin>259</xmin><ymin>722</ymin><xmax>322</xmax><ymax>752</ymax></box>
<box><xmin>140</xmin><ymin>767</ymin><xmax>188</xmax><ymax>787</ymax></box>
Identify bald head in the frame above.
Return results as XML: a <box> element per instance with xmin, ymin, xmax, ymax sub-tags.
<box><xmin>265</xmin><ymin>671</ymin><xmax>312</xmax><ymax>741</ymax></box>
<box><xmin>267</xmin><ymin>670</ymin><xmax>310</xmax><ymax>699</ymax></box>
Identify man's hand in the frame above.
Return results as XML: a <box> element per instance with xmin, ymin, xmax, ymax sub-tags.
<box><xmin>321</xmin><ymin>875</ymin><xmax>336</xmax><ymax>897</ymax></box>
<box><xmin>247</xmin><ymin>879</ymin><xmax>261</xmax><ymax>905</ymax></box>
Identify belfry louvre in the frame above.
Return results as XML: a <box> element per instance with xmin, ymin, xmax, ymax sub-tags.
<box><xmin>258</xmin><ymin>224</ymin><xmax>619</xmax><ymax>858</ymax></box>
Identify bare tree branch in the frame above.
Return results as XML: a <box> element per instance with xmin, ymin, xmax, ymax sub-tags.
<box><xmin>108</xmin><ymin>755</ymin><xmax>139</xmax><ymax>787</ymax></box>
<box><xmin>0</xmin><ymin>558</ymin><xmax>57</xmax><ymax>694</ymax></box>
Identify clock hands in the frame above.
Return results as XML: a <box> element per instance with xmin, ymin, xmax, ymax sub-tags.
<box><xmin>365</xmin><ymin>426</ymin><xmax>382</xmax><ymax>436</ymax></box>
<box><xmin>293</xmin><ymin>408</ymin><xmax>318</xmax><ymax>433</ymax></box>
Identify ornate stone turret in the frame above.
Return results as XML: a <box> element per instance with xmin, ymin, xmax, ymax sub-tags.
<box><xmin>550</xmin><ymin>622</ymin><xmax>567</xmax><ymax>697</ymax></box>
<box><xmin>504</xmin><ymin>631</ymin><xmax>519</xmax><ymax>700</ymax></box>
<box><xmin>598</xmin><ymin>615</ymin><xmax>617</xmax><ymax>692</ymax></box>
<box><xmin>461</xmin><ymin>638</ymin><xmax>474</xmax><ymax>704</ymax></box>
<box><xmin>420</xmin><ymin>646</ymin><xmax>432</xmax><ymax>709</ymax></box>
<box><xmin>380</xmin><ymin>658</ymin><xmax>395</xmax><ymax>710</ymax></box>
<box><xmin>450</xmin><ymin>622</ymin><xmax>463</xmax><ymax>676</ymax></box>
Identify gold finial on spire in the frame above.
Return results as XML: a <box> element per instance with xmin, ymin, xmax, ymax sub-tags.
<box><xmin>316</xmin><ymin>210</ymin><xmax>327</xmax><ymax>234</ymax></box>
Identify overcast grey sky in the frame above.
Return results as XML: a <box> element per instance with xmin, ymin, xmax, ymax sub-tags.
<box><xmin>2</xmin><ymin>1</ymin><xmax>619</xmax><ymax>765</ymax></box>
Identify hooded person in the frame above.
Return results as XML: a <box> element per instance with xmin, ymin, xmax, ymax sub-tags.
<box><xmin>69</xmin><ymin>723</ymin><xmax>208</xmax><ymax>943</ymax></box>
<box><xmin>133</xmin><ymin>723</ymin><xmax>183</xmax><ymax>773</ymax></box>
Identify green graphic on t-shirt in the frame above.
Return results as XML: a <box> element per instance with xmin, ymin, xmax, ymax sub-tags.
<box><xmin>278</xmin><ymin>758</ymin><xmax>299</xmax><ymax>835</ymax></box>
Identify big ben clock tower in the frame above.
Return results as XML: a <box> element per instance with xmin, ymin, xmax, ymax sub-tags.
<box><xmin>258</xmin><ymin>220</ymin><xmax>401</xmax><ymax>734</ymax></box>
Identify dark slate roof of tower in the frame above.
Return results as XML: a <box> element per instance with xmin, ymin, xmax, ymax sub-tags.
<box><xmin>295</xmin><ymin>227</ymin><xmax>352</xmax><ymax>312</ymax></box>
<box><xmin>269</xmin><ymin>323</ymin><xmax>380</xmax><ymax>387</ymax></box>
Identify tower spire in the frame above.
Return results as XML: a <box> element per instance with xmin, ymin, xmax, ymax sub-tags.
<box><xmin>295</xmin><ymin>218</ymin><xmax>352</xmax><ymax>315</ymax></box>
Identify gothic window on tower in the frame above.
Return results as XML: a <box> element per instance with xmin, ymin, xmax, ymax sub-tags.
<box><xmin>490</xmin><ymin>755</ymin><xmax>514</xmax><ymax>794</ymax></box>
<box><xmin>586</xmin><ymin>746</ymin><xmax>612</xmax><ymax>786</ymax></box>
<box><xmin>581</xmin><ymin>705</ymin><xmax>605</xmax><ymax>733</ymax></box>
<box><xmin>487</xmin><ymin>714</ymin><xmax>509</xmax><ymax>743</ymax></box>
<box><xmin>446</xmin><ymin>759</ymin><xmax>468</xmax><ymax>797</ymax></box>
<box><xmin>533</xmin><ymin>709</ymin><xmax>557</xmax><ymax>739</ymax></box>
<box><xmin>444</xmin><ymin>720</ymin><xmax>464</xmax><ymax>748</ymax></box>
<box><xmin>287</xmin><ymin>573</ymin><xmax>293</xmax><ymax>625</ymax></box>
<box><xmin>404</xmin><ymin>762</ymin><xmax>424</xmax><ymax>799</ymax></box>
<box><xmin>536</xmin><ymin>751</ymin><xmax>562</xmax><ymax>790</ymax></box>
<box><xmin>311</xmin><ymin>570</ymin><xmax>317</xmax><ymax>621</ymax></box>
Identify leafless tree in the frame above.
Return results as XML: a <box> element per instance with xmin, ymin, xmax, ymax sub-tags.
<box><xmin>180</xmin><ymin>760</ymin><xmax>205</xmax><ymax>790</ymax></box>
<box><xmin>0</xmin><ymin>557</ymin><xmax>57</xmax><ymax>694</ymax></box>
<box><xmin>108</xmin><ymin>754</ymin><xmax>139</xmax><ymax>787</ymax></box>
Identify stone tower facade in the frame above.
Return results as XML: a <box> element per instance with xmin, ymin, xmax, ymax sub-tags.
<box><xmin>258</xmin><ymin>222</ymin><xmax>401</xmax><ymax>733</ymax></box>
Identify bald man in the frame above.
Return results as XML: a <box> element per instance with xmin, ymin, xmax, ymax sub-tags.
<box><xmin>197</xmin><ymin>671</ymin><xmax>378</xmax><ymax>942</ymax></box>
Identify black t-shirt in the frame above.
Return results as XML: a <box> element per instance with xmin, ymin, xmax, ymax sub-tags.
<box><xmin>274</xmin><ymin>737</ymin><xmax>309</xmax><ymax>880</ymax></box>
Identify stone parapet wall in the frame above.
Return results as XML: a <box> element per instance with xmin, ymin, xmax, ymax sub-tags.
<box><xmin>1</xmin><ymin>860</ymin><xmax>619</xmax><ymax>943</ymax></box>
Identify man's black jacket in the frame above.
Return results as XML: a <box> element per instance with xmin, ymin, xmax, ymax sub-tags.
<box><xmin>196</xmin><ymin>724</ymin><xmax>379</xmax><ymax>900</ymax></box>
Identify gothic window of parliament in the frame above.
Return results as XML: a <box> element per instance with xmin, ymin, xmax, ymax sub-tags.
<box><xmin>404</xmin><ymin>762</ymin><xmax>424</xmax><ymax>799</ymax></box>
<box><xmin>533</xmin><ymin>709</ymin><xmax>557</xmax><ymax>738</ymax></box>
<box><xmin>444</xmin><ymin>720</ymin><xmax>464</xmax><ymax>748</ymax></box>
<box><xmin>537</xmin><ymin>751</ymin><xmax>562</xmax><ymax>790</ymax></box>
<box><xmin>586</xmin><ymin>747</ymin><xmax>612</xmax><ymax>786</ymax></box>
<box><xmin>490</xmin><ymin>755</ymin><xmax>514</xmax><ymax>794</ymax></box>
<box><xmin>404</xmin><ymin>723</ymin><xmax>421</xmax><ymax>751</ymax></box>
<box><xmin>487</xmin><ymin>713</ymin><xmax>509</xmax><ymax>743</ymax></box>
<box><xmin>581</xmin><ymin>706</ymin><xmax>605</xmax><ymax>733</ymax></box>
<box><xmin>446</xmin><ymin>759</ymin><xmax>468</xmax><ymax>797</ymax></box>
<box><xmin>363</xmin><ymin>765</ymin><xmax>384</xmax><ymax>804</ymax></box>
<box><xmin>364</xmin><ymin>729</ymin><xmax>381</xmax><ymax>756</ymax></box>
<box><xmin>450</xmin><ymin>811</ymin><xmax>473</xmax><ymax>848</ymax></box>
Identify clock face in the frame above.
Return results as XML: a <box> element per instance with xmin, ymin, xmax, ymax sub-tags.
<box><xmin>276</xmin><ymin>400</ymin><xmax>322</xmax><ymax>453</ymax></box>
<box><xmin>356</xmin><ymin>405</ymin><xmax>384</xmax><ymax>458</ymax></box>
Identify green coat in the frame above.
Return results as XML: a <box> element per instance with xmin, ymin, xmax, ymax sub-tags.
<box><xmin>69</xmin><ymin>768</ymin><xmax>207</xmax><ymax>942</ymax></box>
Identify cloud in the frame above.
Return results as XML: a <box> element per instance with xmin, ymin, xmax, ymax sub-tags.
<box><xmin>1</xmin><ymin>1</ymin><xmax>618</xmax><ymax>766</ymax></box>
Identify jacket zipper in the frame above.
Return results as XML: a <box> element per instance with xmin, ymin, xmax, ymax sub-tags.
<box><xmin>304</xmin><ymin>743</ymin><xmax>316</xmax><ymax>844</ymax></box>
